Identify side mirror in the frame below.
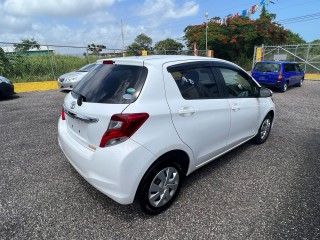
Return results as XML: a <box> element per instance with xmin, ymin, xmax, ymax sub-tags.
<box><xmin>259</xmin><ymin>87</ymin><xmax>273</xmax><ymax>98</ymax></box>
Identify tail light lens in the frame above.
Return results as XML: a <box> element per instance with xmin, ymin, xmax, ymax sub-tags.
<box><xmin>277</xmin><ymin>72</ymin><xmax>283</xmax><ymax>82</ymax></box>
<box><xmin>103</xmin><ymin>60</ymin><xmax>114</xmax><ymax>64</ymax></box>
<box><xmin>99</xmin><ymin>113</ymin><xmax>149</xmax><ymax>147</ymax></box>
<box><xmin>61</xmin><ymin>108</ymin><xmax>66</xmax><ymax>120</ymax></box>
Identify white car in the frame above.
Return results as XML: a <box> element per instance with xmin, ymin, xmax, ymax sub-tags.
<box><xmin>57</xmin><ymin>63</ymin><xmax>98</xmax><ymax>89</ymax></box>
<box><xmin>58</xmin><ymin>56</ymin><xmax>275</xmax><ymax>214</ymax></box>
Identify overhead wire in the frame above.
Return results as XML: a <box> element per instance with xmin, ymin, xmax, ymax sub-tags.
<box><xmin>277</xmin><ymin>12</ymin><xmax>320</xmax><ymax>24</ymax></box>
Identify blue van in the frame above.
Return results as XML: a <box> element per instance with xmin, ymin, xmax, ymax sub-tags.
<box><xmin>251</xmin><ymin>61</ymin><xmax>305</xmax><ymax>92</ymax></box>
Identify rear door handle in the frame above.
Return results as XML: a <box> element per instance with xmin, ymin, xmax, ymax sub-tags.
<box><xmin>178</xmin><ymin>107</ymin><xmax>195</xmax><ymax>117</ymax></box>
<box><xmin>231</xmin><ymin>104</ymin><xmax>240</xmax><ymax>111</ymax></box>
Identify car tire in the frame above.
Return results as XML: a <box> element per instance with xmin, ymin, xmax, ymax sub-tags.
<box><xmin>137</xmin><ymin>155</ymin><xmax>184</xmax><ymax>215</ymax></box>
<box><xmin>253</xmin><ymin>114</ymin><xmax>272</xmax><ymax>144</ymax></box>
<box><xmin>280</xmin><ymin>82</ymin><xmax>288</xmax><ymax>92</ymax></box>
<box><xmin>297</xmin><ymin>78</ymin><xmax>304</xmax><ymax>87</ymax></box>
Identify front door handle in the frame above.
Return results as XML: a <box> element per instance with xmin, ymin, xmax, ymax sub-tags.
<box><xmin>178</xmin><ymin>107</ymin><xmax>195</xmax><ymax>117</ymax></box>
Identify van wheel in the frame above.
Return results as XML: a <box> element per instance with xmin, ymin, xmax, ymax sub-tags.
<box><xmin>137</xmin><ymin>156</ymin><xmax>183</xmax><ymax>215</ymax></box>
<box><xmin>280</xmin><ymin>82</ymin><xmax>288</xmax><ymax>92</ymax></box>
<box><xmin>297</xmin><ymin>78</ymin><xmax>304</xmax><ymax>87</ymax></box>
<box><xmin>253</xmin><ymin>114</ymin><xmax>272</xmax><ymax>144</ymax></box>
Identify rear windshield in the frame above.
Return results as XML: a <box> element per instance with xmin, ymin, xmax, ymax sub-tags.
<box><xmin>77</xmin><ymin>63</ymin><xmax>97</xmax><ymax>72</ymax></box>
<box><xmin>254</xmin><ymin>62</ymin><xmax>280</xmax><ymax>72</ymax></box>
<box><xmin>72</xmin><ymin>64</ymin><xmax>148</xmax><ymax>104</ymax></box>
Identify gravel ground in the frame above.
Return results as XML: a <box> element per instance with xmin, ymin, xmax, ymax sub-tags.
<box><xmin>1</xmin><ymin>81</ymin><xmax>320</xmax><ymax>239</ymax></box>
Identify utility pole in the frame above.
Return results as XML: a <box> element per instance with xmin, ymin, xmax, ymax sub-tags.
<box><xmin>205</xmin><ymin>11</ymin><xmax>209</xmax><ymax>54</ymax></box>
<box><xmin>121</xmin><ymin>20</ymin><xmax>125</xmax><ymax>57</ymax></box>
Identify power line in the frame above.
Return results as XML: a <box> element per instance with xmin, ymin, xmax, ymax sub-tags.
<box><xmin>277</xmin><ymin>12</ymin><xmax>320</xmax><ymax>24</ymax></box>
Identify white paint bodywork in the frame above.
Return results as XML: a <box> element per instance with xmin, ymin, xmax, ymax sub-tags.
<box><xmin>58</xmin><ymin>56</ymin><xmax>275</xmax><ymax>205</ymax></box>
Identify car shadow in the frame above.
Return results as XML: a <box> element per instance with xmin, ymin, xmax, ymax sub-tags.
<box><xmin>0</xmin><ymin>94</ymin><xmax>20</xmax><ymax>101</ymax></box>
<box><xmin>65</xmin><ymin>141</ymin><xmax>256</xmax><ymax>219</ymax></box>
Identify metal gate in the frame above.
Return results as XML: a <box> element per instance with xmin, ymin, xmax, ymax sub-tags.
<box><xmin>252</xmin><ymin>44</ymin><xmax>320</xmax><ymax>73</ymax></box>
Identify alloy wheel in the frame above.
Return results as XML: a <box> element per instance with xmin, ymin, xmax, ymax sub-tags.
<box><xmin>260</xmin><ymin>118</ymin><xmax>271</xmax><ymax>141</ymax></box>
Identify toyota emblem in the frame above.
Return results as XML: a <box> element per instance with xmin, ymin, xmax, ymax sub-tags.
<box><xmin>70</xmin><ymin>101</ymin><xmax>76</xmax><ymax>109</ymax></box>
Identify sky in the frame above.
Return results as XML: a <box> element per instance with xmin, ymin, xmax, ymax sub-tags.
<box><xmin>0</xmin><ymin>0</ymin><xmax>319</xmax><ymax>54</ymax></box>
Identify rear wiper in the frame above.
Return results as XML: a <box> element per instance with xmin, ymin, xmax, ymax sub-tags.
<box><xmin>77</xmin><ymin>94</ymin><xmax>86</xmax><ymax>106</ymax></box>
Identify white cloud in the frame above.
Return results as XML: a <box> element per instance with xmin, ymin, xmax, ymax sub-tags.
<box><xmin>0</xmin><ymin>4</ymin><xmax>32</xmax><ymax>33</ymax></box>
<box><xmin>0</xmin><ymin>14</ymin><xmax>32</xmax><ymax>32</ymax></box>
<box><xmin>0</xmin><ymin>0</ymin><xmax>190</xmax><ymax>52</ymax></box>
<box><xmin>166</xmin><ymin>1</ymin><xmax>199</xmax><ymax>19</ymax></box>
<box><xmin>138</xmin><ymin>0</ymin><xmax>199</xmax><ymax>19</ymax></box>
<box><xmin>81</xmin><ymin>10</ymin><xmax>116</xmax><ymax>25</ymax></box>
<box><xmin>2</xmin><ymin>0</ymin><xmax>116</xmax><ymax>17</ymax></box>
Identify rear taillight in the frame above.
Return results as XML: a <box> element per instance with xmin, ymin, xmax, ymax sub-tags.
<box><xmin>103</xmin><ymin>60</ymin><xmax>114</xmax><ymax>64</ymax></box>
<box><xmin>61</xmin><ymin>108</ymin><xmax>66</xmax><ymax>120</ymax></box>
<box><xmin>277</xmin><ymin>72</ymin><xmax>283</xmax><ymax>82</ymax></box>
<box><xmin>99</xmin><ymin>113</ymin><xmax>149</xmax><ymax>147</ymax></box>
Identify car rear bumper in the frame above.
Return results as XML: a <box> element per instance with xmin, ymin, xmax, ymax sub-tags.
<box><xmin>258</xmin><ymin>81</ymin><xmax>283</xmax><ymax>88</ymax></box>
<box><xmin>58</xmin><ymin>118</ymin><xmax>156</xmax><ymax>204</ymax></box>
<box><xmin>0</xmin><ymin>82</ymin><xmax>15</xmax><ymax>97</ymax></box>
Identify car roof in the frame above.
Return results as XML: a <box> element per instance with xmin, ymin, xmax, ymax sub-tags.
<box><xmin>256</xmin><ymin>61</ymin><xmax>298</xmax><ymax>64</ymax></box>
<box><xmin>96</xmin><ymin>55</ymin><xmax>235</xmax><ymax>67</ymax></box>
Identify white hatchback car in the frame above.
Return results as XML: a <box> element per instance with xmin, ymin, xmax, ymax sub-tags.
<box><xmin>58</xmin><ymin>56</ymin><xmax>275</xmax><ymax>214</ymax></box>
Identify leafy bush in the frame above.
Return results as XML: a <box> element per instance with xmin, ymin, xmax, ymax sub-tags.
<box><xmin>0</xmin><ymin>52</ymin><xmax>100</xmax><ymax>83</ymax></box>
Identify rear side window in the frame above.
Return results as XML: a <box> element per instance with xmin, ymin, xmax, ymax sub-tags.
<box><xmin>284</xmin><ymin>64</ymin><xmax>295</xmax><ymax>72</ymax></box>
<box><xmin>78</xmin><ymin>63</ymin><xmax>96</xmax><ymax>72</ymax></box>
<box><xmin>294</xmin><ymin>64</ymin><xmax>302</xmax><ymax>72</ymax></box>
<box><xmin>72</xmin><ymin>64</ymin><xmax>148</xmax><ymax>104</ymax></box>
<box><xmin>254</xmin><ymin>63</ymin><xmax>280</xmax><ymax>72</ymax></box>
<box><xmin>169</xmin><ymin>67</ymin><xmax>220</xmax><ymax>99</ymax></box>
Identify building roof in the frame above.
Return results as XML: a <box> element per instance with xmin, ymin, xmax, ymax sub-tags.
<box><xmin>1</xmin><ymin>46</ymin><xmax>53</xmax><ymax>53</ymax></box>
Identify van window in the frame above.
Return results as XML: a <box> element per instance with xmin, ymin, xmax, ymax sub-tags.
<box><xmin>72</xmin><ymin>64</ymin><xmax>148</xmax><ymax>104</ymax></box>
<box><xmin>284</xmin><ymin>64</ymin><xmax>295</xmax><ymax>72</ymax></box>
<box><xmin>294</xmin><ymin>64</ymin><xmax>302</xmax><ymax>72</ymax></box>
<box><xmin>254</xmin><ymin>63</ymin><xmax>280</xmax><ymax>72</ymax></box>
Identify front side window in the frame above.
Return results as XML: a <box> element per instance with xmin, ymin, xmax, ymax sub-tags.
<box><xmin>72</xmin><ymin>64</ymin><xmax>148</xmax><ymax>104</ymax></box>
<box><xmin>219</xmin><ymin>68</ymin><xmax>258</xmax><ymax>98</ymax></box>
<box><xmin>169</xmin><ymin>67</ymin><xmax>220</xmax><ymax>100</ymax></box>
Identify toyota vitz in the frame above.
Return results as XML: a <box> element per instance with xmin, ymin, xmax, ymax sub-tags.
<box><xmin>58</xmin><ymin>56</ymin><xmax>275</xmax><ymax>214</ymax></box>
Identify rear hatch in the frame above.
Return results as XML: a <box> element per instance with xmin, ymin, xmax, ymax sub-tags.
<box><xmin>252</xmin><ymin>62</ymin><xmax>281</xmax><ymax>84</ymax></box>
<box><xmin>62</xmin><ymin>61</ymin><xmax>148</xmax><ymax>150</ymax></box>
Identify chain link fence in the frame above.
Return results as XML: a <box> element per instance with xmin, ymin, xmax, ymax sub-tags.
<box><xmin>0</xmin><ymin>42</ymin><xmax>127</xmax><ymax>83</ymax></box>
<box><xmin>253</xmin><ymin>44</ymin><xmax>320</xmax><ymax>74</ymax></box>
<box><xmin>0</xmin><ymin>41</ymin><xmax>211</xmax><ymax>83</ymax></box>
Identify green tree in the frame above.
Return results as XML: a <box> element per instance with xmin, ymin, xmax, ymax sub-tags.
<box><xmin>126</xmin><ymin>33</ymin><xmax>153</xmax><ymax>56</ymax></box>
<box><xmin>259</xmin><ymin>5</ymin><xmax>276</xmax><ymax>21</ymax></box>
<box><xmin>183</xmin><ymin>12</ymin><xmax>305</xmax><ymax>67</ymax></box>
<box><xmin>87</xmin><ymin>43</ymin><xmax>106</xmax><ymax>55</ymax></box>
<box><xmin>126</xmin><ymin>42</ymin><xmax>142</xmax><ymax>56</ymax></box>
<box><xmin>0</xmin><ymin>47</ymin><xmax>10</xmax><ymax>75</ymax></box>
<box><xmin>154</xmin><ymin>38</ymin><xmax>184</xmax><ymax>54</ymax></box>
<box><xmin>14</xmin><ymin>38</ymin><xmax>40</xmax><ymax>52</ymax></box>
<box><xmin>309</xmin><ymin>39</ymin><xmax>320</xmax><ymax>56</ymax></box>
<box><xmin>134</xmin><ymin>33</ymin><xmax>153</xmax><ymax>51</ymax></box>
<box><xmin>286</xmin><ymin>31</ymin><xmax>306</xmax><ymax>44</ymax></box>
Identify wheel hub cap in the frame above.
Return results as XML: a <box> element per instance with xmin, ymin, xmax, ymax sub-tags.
<box><xmin>261</xmin><ymin>119</ymin><xmax>271</xmax><ymax>140</ymax></box>
<box><xmin>148</xmin><ymin>167</ymin><xmax>179</xmax><ymax>207</ymax></box>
